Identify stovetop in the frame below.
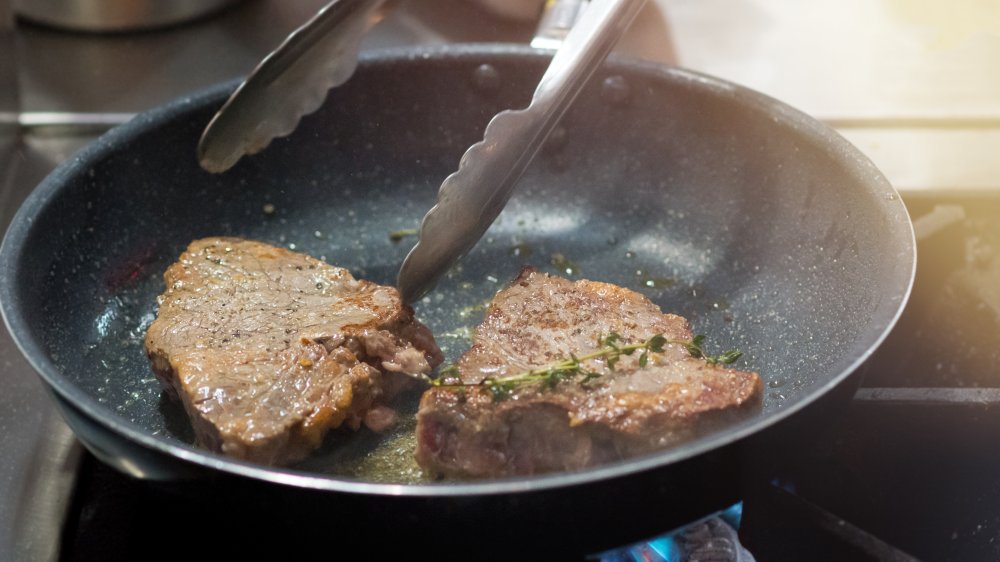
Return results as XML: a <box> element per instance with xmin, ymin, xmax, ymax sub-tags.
<box><xmin>3</xmin><ymin>2</ymin><xmax>1000</xmax><ymax>561</ymax></box>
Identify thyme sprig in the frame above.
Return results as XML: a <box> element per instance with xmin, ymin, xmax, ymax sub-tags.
<box><xmin>430</xmin><ymin>332</ymin><xmax>742</xmax><ymax>401</ymax></box>
<box><xmin>685</xmin><ymin>334</ymin><xmax>745</xmax><ymax>366</ymax></box>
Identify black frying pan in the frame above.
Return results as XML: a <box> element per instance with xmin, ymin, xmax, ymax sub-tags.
<box><xmin>0</xmin><ymin>45</ymin><xmax>914</xmax><ymax>556</ymax></box>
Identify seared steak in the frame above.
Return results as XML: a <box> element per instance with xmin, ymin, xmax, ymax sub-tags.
<box><xmin>145</xmin><ymin>237</ymin><xmax>443</xmax><ymax>465</ymax></box>
<box><xmin>415</xmin><ymin>268</ymin><xmax>761</xmax><ymax>478</ymax></box>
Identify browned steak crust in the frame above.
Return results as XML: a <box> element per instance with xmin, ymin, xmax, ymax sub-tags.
<box><xmin>145</xmin><ymin>237</ymin><xmax>443</xmax><ymax>466</ymax></box>
<box><xmin>415</xmin><ymin>269</ymin><xmax>761</xmax><ymax>478</ymax></box>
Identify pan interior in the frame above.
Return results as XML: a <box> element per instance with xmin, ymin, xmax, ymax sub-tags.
<box><xmin>7</xmin><ymin>49</ymin><xmax>912</xmax><ymax>484</ymax></box>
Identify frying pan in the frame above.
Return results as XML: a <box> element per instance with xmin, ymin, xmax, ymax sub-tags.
<box><xmin>0</xmin><ymin>45</ymin><xmax>914</xmax><ymax>556</ymax></box>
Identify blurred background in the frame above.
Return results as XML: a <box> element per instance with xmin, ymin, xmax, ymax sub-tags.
<box><xmin>7</xmin><ymin>0</ymin><xmax>1000</xmax><ymax>192</ymax></box>
<box><xmin>2</xmin><ymin>1</ymin><xmax>999</xmax><ymax>561</ymax></box>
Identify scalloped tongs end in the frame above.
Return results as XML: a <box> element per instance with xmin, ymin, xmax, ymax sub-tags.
<box><xmin>197</xmin><ymin>0</ymin><xmax>393</xmax><ymax>174</ymax></box>
<box><xmin>397</xmin><ymin>0</ymin><xmax>646</xmax><ymax>303</ymax></box>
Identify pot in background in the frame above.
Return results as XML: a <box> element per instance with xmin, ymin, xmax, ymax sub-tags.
<box><xmin>13</xmin><ymin>0</ymin><xmax>245</xmax><ymax>32</ymax></box>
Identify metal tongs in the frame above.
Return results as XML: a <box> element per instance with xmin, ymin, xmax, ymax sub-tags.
<box><xmin>398</xmin><ymin>0</ymin><xmax>644</xmax><ymax>302</ymax></box>
<box><xmin>197</xmin><ymin>0</ymin><xmax>645</xmax><ymax>302</ymax></box>
<box><xmin>197</xmin><ymin>0</ymin><xmax>395</xmax><ymax>173</ymax></box>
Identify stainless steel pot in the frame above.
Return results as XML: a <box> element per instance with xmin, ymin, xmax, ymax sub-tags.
<box><xmin>14</xmin><ymin>0</ymin><xmax>244</xmax><ymax>32</ymax></box>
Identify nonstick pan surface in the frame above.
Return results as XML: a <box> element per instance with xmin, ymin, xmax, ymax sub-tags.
<box><xmin>0</xmin><ymin>45</ymin><xmax>914</xmax><ymax>497</ymax></box>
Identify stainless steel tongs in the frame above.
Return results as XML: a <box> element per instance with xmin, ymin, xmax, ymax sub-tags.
<box><xmin>197</xmin><ymin>0</ymin><xmax>395</xmax><ymax>173</ymax></box>
<box><xmin>197</xmin><ymin>0</ymin><xmax>645</xmax><ymax>302</ymax></box>
<box><xmin>397</xmin><ymin>0</ymin><xmax>645</xmax><ymax>302</ymax></box>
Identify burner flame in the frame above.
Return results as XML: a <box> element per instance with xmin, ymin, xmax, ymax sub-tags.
<box><xmin>596</xmin><ymin>503</ymin><xmax>753</xmax><ymax>562</ymax></box>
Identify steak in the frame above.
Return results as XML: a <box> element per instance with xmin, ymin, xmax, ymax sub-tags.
<box><xmin>145</xmin><ymin>237</ymin><xmax>443</xmax><ymax>465</ymax></box>
<box><xmin>415</xmin><ymin>268</ymin><xmax>762</xmax><ymax>478</ymax></box>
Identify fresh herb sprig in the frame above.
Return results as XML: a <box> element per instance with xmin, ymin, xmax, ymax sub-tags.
<box><xmin>683</xmin><ymin>334</ymin><xmax>744</xmax><ymax>366</ymax></box>
<box><xmin>430</xmin><ymin>332</ymin><xmax>742</xmax><ymax>401</ymax></box>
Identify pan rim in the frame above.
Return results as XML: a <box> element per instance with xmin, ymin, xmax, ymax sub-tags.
<box><xmin>0</xmin><ymin>43</ymin><xmax>916</xmax><ymax>496</ymax></box>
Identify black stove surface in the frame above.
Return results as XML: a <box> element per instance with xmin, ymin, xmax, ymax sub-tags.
<box><xmin>54</xmin><ymin>195</ymin><xmax>1000</xmax><ymax>562</ymax></box>
<box><xmin>744</xmin><ymin>194</ymin><xmax>1000</xmax><ymax>562</ymax></box>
